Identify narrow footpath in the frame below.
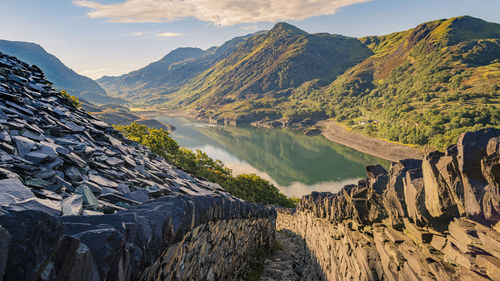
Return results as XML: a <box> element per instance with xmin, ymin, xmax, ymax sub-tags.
<box><xmin>259</xmin><ymin>230</ymin><xmax>314</xmax><ymax>281</ymax></box>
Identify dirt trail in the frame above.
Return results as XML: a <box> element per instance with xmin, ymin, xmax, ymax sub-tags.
<box><xmin>319</xmin><ymin>120</ymin><xmax>424</xmax><ymax>162</ymax></box>
<box><xmin>259</xmin><ymin>230</ymin><xmax>315</xmax><ymax>281</ymax></box>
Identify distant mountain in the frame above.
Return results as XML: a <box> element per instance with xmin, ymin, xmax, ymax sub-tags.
<box><xmin>0</xmin><ymin>39</ymin><xmax>123</xmax><ymax>104</ymax></box>
<box><xmin>98</xmin><ymin>34</ymin><xmax>258</xmax><ymax>102</ymax></box>
<box><xmin>98</xmin><ymin>16</ymin><xmax>500</xmax><ymax>148</ymax></box>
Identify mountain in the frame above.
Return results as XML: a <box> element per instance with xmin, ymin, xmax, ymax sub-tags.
<box><xmin>98</xmin><ymin>33</ymin><xmax>259</xmax><ymax>102</ymax></box>
<box><xmin>317</xmin><ymin>15</ymin><xmax>500</xmax><ymax>149</ymax></box>
<box><xmin>99</xmin><ymin>16</ymin><xmax>500</xmax><ymax>149</ymax></box>
<box><xmin>0</xmin><ymin>39</ymin><xmax>123</xmax><ymax>104</ymax></box>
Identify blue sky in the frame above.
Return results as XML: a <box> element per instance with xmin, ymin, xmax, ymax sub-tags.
<box><xmin>0</xmin><ymin>0</ymin><xmax>499</xmax><ymax>79</ymax></box>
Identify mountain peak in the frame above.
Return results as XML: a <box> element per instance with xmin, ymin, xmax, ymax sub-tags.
<box><xmin>159</xmin><ymin>47</ymin><xmax>205</xmax><ymax>62</ymax></box>
<box><xmin>269</xmin><ymin>22</ymin><xmax>308</xmax><ymax>36</ymax></box>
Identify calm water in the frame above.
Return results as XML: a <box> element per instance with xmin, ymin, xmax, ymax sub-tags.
<box><xmin>154</xmin><ymin>116</ymin><xmax>390</xmax><ymax>197</ymax></box>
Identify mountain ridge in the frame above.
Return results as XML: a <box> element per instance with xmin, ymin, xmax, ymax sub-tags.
<box><xmin>0</xmin><ymin>39</ymin><xmax>124</xmax><ymax>104</ymax></box>
<box><xmin>98</xmin><ymin>15</ymin><xmax>500</xmax><ymax>149</ymax></box>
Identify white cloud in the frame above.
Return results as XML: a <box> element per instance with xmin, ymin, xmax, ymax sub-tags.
<box><xmin>74</xmin><ymin>0</ymin><xmax>371</xmax><ymax>26</ymax></box>
<box><xmin>129</xmin><ymin>31</ymin><xmax>147</xmax><ymax>36</ymax></box>
<box><xmin>156</xmin><ymin>32</ymin><xmax>183</xmax><ymax>38</ymax></box>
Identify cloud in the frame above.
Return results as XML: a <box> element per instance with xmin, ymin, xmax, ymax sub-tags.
<box><xmin>156</xmin><ymin>32</ymin><xmax>183</xmax><ymax>38</ymax></box>
<box><xmin>73</xmin><ymin>0</ymin><xmax>371</xmax><ymax>26</ymax></box>
<box><xmin>129</xmin><ymin>31</ymin><xmax>147</xmax><ymax>36</ymax></box>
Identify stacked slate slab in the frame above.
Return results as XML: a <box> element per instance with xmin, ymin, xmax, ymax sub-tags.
<box><xmin>0</xmin><ymin>53</ymin><xmax>276</xmax><ymax>280</ymax></box>
<box><xmin>280</xmin><ymin>127</ymin><xmax>500</xmax><ymax>280</ymax></box>
<box><xmin>0</xmin><ymin>51</ymin><xmax>232</xmax><ymax>216</ymax></box>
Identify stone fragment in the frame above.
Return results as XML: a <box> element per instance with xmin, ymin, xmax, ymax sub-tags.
<box><xmin>64</xmin><ymin>121</ymin><xmax>84</xmax><ymax>132</ymax></box>
<box><xmin>0</xmin><ymin>178</ymin><xmax>35</xmax><ymax>206</ymax></box>
<box><xmin>89</xmin><ymin>174</ymin><xmax>118</xmax><ymax>188</ymax></box>
<box><xmin>24</xmin><ymin>151</ymin><xmax>50</xmax><ymax>164</ymax></box>
<box><xmin>75</xmin><ymin>185</ymin><xmax>99</xmax><ymax>209</ymax></box>
<box><xmin>476</xmin><ymin>254</ymin><xmax>500</xmax><ymax>281</ymax></box>
<box><xmin>105</xmin><ymin>157</ymin><xmax>123</xmax><ymax>166</ymax></box>
<box><xmin>385</xmin><ymin>228</ymin><xmax>406</xmax><ymax>244</ymax></box>
<box><xmin>65</xmin><ymin>166</ymin><xmax>82</xmax><ymax>182</ymax></box>
<box><xmin>62</xmin><ymin>194</ymin><xmax>83</xmax><ymax>216</ymax></box>
<box><xmin>403</xmin><ymin>168</ymin><xmax>430</xmax><ymax>225</ymax></box>
<box><xmin>4</xmin><ymin>198</ymin><xmax>61</xmax><ymax>216</ymax></box>
<box><xmin>12</xmin><ymin>135</ymin><xmax>34</xmax><ymax>157</ymax></box>
<box><xmin>403</xmin><ymin>218</ymin><xmax>432</xmax><ymax>244</ymax></box>
<box><xmin>430</xmin><ymin>235</ymin><xmax>447</xmax><ymax>251</ymax></box>
<box><xmin>124</xmin><ymin>190</ymin><xmax>149</xmax><ymax>203</ymax></box>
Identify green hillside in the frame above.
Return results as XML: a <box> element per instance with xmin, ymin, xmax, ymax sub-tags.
<box><xmin>99</xmin><ymin>16</ymin><xmax>500</xmax><ymax>149</ymax></box>
<box><xmin>0</xmin><ymin>39</ymin><xmax>122</xmax><ymax>104</ymax></box>
<box><xmin>295</xmin><ymin>16</ymin><xmax>500</xmax><ymax>149</ymax></box>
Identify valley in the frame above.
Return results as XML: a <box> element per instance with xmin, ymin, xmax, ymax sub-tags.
<box><xmin>98</xmin><ymin>16</ymin><xmax>500</xmax><ymax>151</ymax></box>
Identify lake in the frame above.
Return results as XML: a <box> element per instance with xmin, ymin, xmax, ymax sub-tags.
<box><xmin>154</xmin><ymin>116</ymin><xmax>390</xmax><ymax>197</ymax></box>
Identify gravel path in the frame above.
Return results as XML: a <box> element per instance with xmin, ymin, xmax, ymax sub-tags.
<box><xmin>259</xmin><ymin>230</ymin><xmax>313</xmax><ymax>281</ymax></box>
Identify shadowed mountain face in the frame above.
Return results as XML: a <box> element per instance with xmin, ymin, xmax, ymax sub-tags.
<box><xmin>99</xmin><ymin>16</ymin><xmax>500</xmax><ymax>149</ymax></box>
<box><xmin>0</xmin><ymin>39</ymin><xmax>123</xmax><ymax>104</ymax></box>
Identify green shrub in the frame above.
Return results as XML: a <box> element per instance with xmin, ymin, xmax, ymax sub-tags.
<box><xmin>60</xmin><ymin>90</ymin><xmax>81</xmax><ymax>108</ymax></box>
<box><xmin>114</xmin><ymin>122</ymin><xmax>296</xmax><ymax>207</ymax></box>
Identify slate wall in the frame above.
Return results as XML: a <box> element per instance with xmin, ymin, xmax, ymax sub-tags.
<box><xmin>0</xmin><ymin>194</ymin><xmax>276</xmax><ymax>281</ymax></box>
<box><xmin>277</xmin><ymin>128</ymin><xmax>500</xmax><ymax>281</ymax></box>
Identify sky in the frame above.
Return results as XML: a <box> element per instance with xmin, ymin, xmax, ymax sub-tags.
<box><xmin>0</xmin><ymin>0</ymin><xmax>499</xmax><ymax>79</ymax></box>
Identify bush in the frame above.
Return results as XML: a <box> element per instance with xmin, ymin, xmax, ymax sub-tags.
<box><xmin>114</xmin><ymin>122</ymin><xmax>296</xmax><ymax>207</ymax></box>
<box><xmin>60</xmin><ymin>90</ymin><xmax>81</xmax><ymax>108</ymax></box>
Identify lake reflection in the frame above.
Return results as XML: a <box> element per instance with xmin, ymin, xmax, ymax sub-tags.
<box><xmin>154</xmin><ymin>116</ymin><xmax>390</xmax><ymax>197</ymax></box>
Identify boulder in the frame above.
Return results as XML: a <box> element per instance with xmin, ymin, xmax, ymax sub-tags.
<box><xmin>403</xmin><ymin>168</ymin><xmax>431</xmax><ymax>225</ymax></box>
<box><xmin>0</xmin><ymin>211</ymin><xmax>64</xmax><ymax>281</ymax></box>
<box><xmin>383</xmin><ymin>159</ymin><xmax>421</xmax><ymax>226</ymax></box>
<box><xmin>457</xmin><ymin>128</ymin><xmax>500</xmax><ymax>221</ymax></box>
<box><xmin>423</xmin><ymin>151</ymin><xmax>459</xmax><ymax>219</ymax></box>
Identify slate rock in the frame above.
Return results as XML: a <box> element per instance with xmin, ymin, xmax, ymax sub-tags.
<box><xmin>62</xmin><ymin>194</ymin><xmax>83</xmax><ymax>216</ymax></box>
<box><xmin>4</xmin><ymin>198</ymin><xmax>61</xmax><ymax>216</ymax></box>
<box><xmin>458</xmin><ymin>128</ymin><xmax>500</xmax><ymax>221</ymax></box>
<box><xmin>0</xmin><ymin>178</ymin><xmax>35</xmax><ymax>206</ymax></box>
<box><xmin>423</xmin><ymin>151</ymin><xmax>460</xmax><ymax>219</ymax></box>
<box><xmin>0</xmin><ymin>211</ymin><xmax>64</xmax><ymax>281</ymax></box>
<box><xmin>0</xmin><ymin>226</ymin><xmax>10</xmax><ymax>280</ymax></box>
<box><xmin>24</xmin><ymin>151</ymin><xmax>50</xmax><ymax>164</ymax></box>
<box><xmin>12</xmin><ymin>135</ymin><xmax>34</xmax><ymax>157</ymax></box>
<box><xmin>75</xmin><ymin>185</ymin><xmax>99</xmax><ymax>209</ymax></box>
<box><xmin>65</xmin><ymin>166</ymin><xmax>82</xmax><ymax>182</ymax></box>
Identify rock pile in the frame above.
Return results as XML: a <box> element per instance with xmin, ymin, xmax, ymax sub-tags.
<box><xmin>0</xmin><ymin>52</ymin><xmax>231</xmax><ymax>216</ymax></box>
<box><xmin>279</xmin><ymin>128</ymin><xmax>500</xmax><ymax>280</ymax></box>
<box><xmin>0</xmin><ymin>52</ymin><xmax>276</xmax><ymax>280</ymax></box>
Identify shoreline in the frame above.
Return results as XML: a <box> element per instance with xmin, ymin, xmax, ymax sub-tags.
<box><xmin>318</xmin><ymin>120</ymin><xmax>424</xmax><ymax>162</ymax></box>
<box><xmin>136</xmin><ymin>110</ymin><xmax>424</xmax><ymax>162</ymax></box>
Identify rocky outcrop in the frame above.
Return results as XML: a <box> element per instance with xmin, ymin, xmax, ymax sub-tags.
<box><xmin>278</xmin><ymin>127</ymin><xmax>500</xmax><ymax>280</ymax></box>
<box><xmin>0</xmin><ymin>52</ymin><xmax>276</xmax><ymax>280</ymax></box>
